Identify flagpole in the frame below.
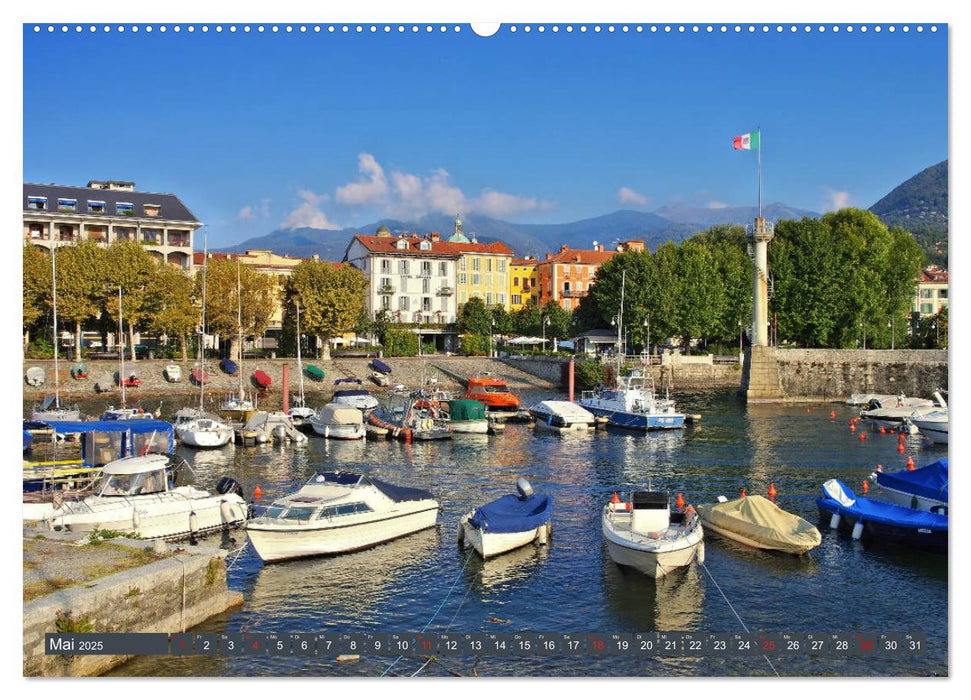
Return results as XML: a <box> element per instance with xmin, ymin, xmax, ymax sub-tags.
<box><xmin>757</xmin><ymin>126</ymin><xmax>762</xmax><ymax>219</ymax></box>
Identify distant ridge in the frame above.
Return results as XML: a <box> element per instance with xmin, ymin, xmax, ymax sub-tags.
<box><xmin>869</xmin><ymin>160</ymin><xmax>948</xmax><ymax>267</ymax></box>
<box><xmin>653</xmin><ymin>202</ymin><xmax>819</xmax><ymax>227</ymax></box>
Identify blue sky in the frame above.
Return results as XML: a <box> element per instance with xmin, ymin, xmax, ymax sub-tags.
<box><xmin>23</xmin><ymin>23</ymin><xmax>947</xmax><ymax>247</ymax></box>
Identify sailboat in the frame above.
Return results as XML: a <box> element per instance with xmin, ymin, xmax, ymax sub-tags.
<box><xmin>287</xmin><ymin>301</ymin><xmax>315</xmax><ymax>426</ymax></box>
<box><xmin>102</xmin><ymin>288</ymin><xmax>153</xmax><ymax>420</ymax></box>
<box><xmin>175</xmin><ymin>232</ymin><xmax>234</xmax><ymax>448</ymax></box>
<box><xmin>31</xmin><ymin>239</ymin><xmax>80</xmax><ymax>423</ymax></box>
<box><xmin>220</xmin><ymin>258</ymin><xmax>257</xmax><ymax>421</ymax></box>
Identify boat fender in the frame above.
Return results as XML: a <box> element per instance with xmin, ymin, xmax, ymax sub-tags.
<box><xmin>220</xmin><ymin>500</ymin><xmax>236</xmax><ymax>524</ymax></box>
<box><xmin>189</xmin><ymin>511</ymin><xmax>198</xmax><ymax>535</ymax></box>
<box><xmin>132</xmin><ymin>509</ymin><xmax>141</xmax><ymax>529</ymax></box>
<box><xmin>216</xmin><ymin>477</ymin><xmax>244</xmax><ymax>498</ymax></box>
<box><xmin>851</xmin><ymin>520</ymin><xmax>865</xmax><ymax>540</ymax></box>
<box><xmin>516</xmin><ymin>477</ymin><xmax>533</xmax><ymax>499</ymax></box>
<box><xmin>829</xmin><ymin>513</ymin><xmax>841</xmax><ymax>530</ymax></box>
<box><xmin>536</xmin><ymin>524</ymin><xmax>548</xmax><ymax>545</ymax></box>
<box><xmin>457</xmin><ymin>522</ymin><xmax>465</xmax><ymax>545</ymax></box>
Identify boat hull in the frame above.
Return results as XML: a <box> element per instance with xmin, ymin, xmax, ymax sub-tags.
<box><xmin>604</xmin><ymin>535</ymin><xmax>705</xmax><ymax>579</ymax></box>
<box><xmin>309</xmin><ymin>421</ymin><xmax>365</xmax><ymax>440</ymax></box>
<box><xmin>816</xmin><ymin>502</ymin><xmax>947</xmax><ymax>555</ymax></box>
<box><xmin>246</xmin><ymin>505</ymin><xmax>439</xmax><ymax>562</ymax></box>
<box><xmin>459</xmin><ymin>515</ymin><xmax>551</xmax><ymax>559</ymax></box>
<box><xmin>450</xmin><ymin>420</ymin><xmax>490</xmax><ymax>434</ymax></box>
<box><xmin>909</xmin><ymin>418</ymin><xmax>948</xmax><ymax>444</ymax></box>
<box><xmin>580</xmin><ymin>404</ymin><xmax>685</xmax><ymax>430</ymax></box>
<box><xmin>177</xmin><ymin>427</ymin><xmax>234</xmax><ymax>448</ymax></box>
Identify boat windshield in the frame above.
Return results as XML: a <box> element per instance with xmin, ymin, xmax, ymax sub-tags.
<box><xmin>280</xmin><ymin>505</ymin><xmax>317</xmax><ymax>521</ymax></box>
<box><xmin>319</xmin><ymin>502</ymin><xmax>373</xmax><ymax>518</ymax></box>
<box><xmin>481</xmin><ymin>384</ymin><xmax>510</xmax><ymax>393</ymax></box>
<box><xmin>96</xmin><ymin>469</ymin><xmax>168</xmax><ymax>497</ymax></box>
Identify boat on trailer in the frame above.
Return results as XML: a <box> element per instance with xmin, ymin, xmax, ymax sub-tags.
<box><xmin>458</xmin><ymin>478</ymin><xmax>552</xmax><ymax>559</ymax></box>
<box><xmin>245</xmin><ymin>471</ymin><xmax>440</xmax><ymax>563</ymax></box>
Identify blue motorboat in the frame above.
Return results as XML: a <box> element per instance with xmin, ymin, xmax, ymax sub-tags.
<box><xmin>459</xmin><ymin>478</ymin><xmax>553</xmax><ymax>558</ymax></box>
<box><xmin>578</xmin><ymin>369</ymin><xmax>685</xmax><ymax>431</ymax></box>
<box><xmin>220</xmin><ymin>358</ymin><xmax>238</xmax><ymax>375</ymax></box>
<box><xmin>23</xmin><ymin>429</ymin><xmax>33</xmax><ymax>452</ymax></box>
<box><xmin>816</xmin><ymin>479</ymin><xmax>947</xmax><ymax>555</ymax></box>
<box><xmin>872</xmin><ymin>460</ymin><xmax>948</xmax><ymax>513</ymax></box>
<box><xmin>370</xmin><ymin>358</ymin><xmax>393</xmax><ymax>375</ymax></box>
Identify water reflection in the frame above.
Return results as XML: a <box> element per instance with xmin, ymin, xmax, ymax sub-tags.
<box><xmin>602</xmin><ymin>553</ymin><xmax>705</xmax><ymax>632</ymax></box>
<box><xmin>463</xmin><ymin>542</ymin><xmax>551</xmax><ymax>591</ymax></box>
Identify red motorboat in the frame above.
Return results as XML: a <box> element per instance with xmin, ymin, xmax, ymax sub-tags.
<box><xmin>253</xmin><ymin>369</ymin><xmax>272</xmax><ymax>390</ymax></box>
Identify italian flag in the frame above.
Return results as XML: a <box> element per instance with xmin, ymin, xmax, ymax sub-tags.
<box><xmin>733</xmin><ymin>131</ymin><xmax>760</xmax><ymax>150</ymax></box>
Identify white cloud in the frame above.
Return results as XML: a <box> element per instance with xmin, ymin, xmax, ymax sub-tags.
<box><xmin>335</xmin><ymin>153</ymin><xmax>553</xmax><ymax>220</ymax></box>
<box><xmin>707</xmin><ymin>201</ymin><xmax>728</xmax><ymax>209</ymax></box>
<box><xmin>237</xmin><ymin>199</ymin><xmax>272</xmax><ymax>222</ymax></box>
<box><xmin>335</xmin><ymin>153</ymin><xmax>389</xmax><ymax>206</ymax></box>
<box><xmin>281</xmin><ymin>189</ymin><xmax>340</xmax><ymax>230</ymax></box>
<box><xmin>236</xmin><ymin>205</ymin><xmax>254</xmax><ymax>222</ymax></box>
<box><xmin>617</xmin><ymin>187</ymin><xmax>650</xmax><ymax>206</ymax></box>
<box><xmin>823</xmin><ymin>188</ymin><xmax>851</xmax><ymax>212</ymax></box>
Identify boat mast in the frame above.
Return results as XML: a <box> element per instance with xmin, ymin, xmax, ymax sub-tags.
<box><xmin>236</xmin><ymin>257</ymin><xmax>244</xmax><ymax>402</ymax></box>
<box><xmin>616</xmin><ymin>269</ymin><xmax>626</xmax><ymax>379</ymax></box>
<box><xmin>296</xmin><ymin>301</ymin><xmax>305</xmax><ymax>406</ymax></box>
<box><xmin>51</xmin><ymin>238</ymin><xmax>60</xmax><ymax>409</ymax></box>
<box><xmin>199</xmin><ymin>231</ymin><xmax>208</xmax><ymax>412</ymax></box>
<box><xmin>118</xmin><ymin>286</ymin><xmax>126</xmax><ymax>408</ymax></box>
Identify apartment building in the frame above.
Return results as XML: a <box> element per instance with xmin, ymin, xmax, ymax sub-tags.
<box><xmin>509</xmin><ymin>257</ymin><xmax>538</xmax><ymax>310</ymax></box>
<box><xmin>534</xmin><ymin>243</ymin><xmax>617</xmax><ymax>311</ymax></box>
<box><xmin>23</xmin><ymin>180</ymin><xmax>200</xmax><ymax>270</ymax></box>
<box><xmin>913</xmin><ymin>265</ymin><xmax>949</xmax><ymax>317</ymax></box>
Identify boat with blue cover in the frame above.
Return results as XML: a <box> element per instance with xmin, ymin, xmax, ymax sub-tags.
<box><xmin>370</xmin><ymin>358</ymin><xmax>392</xmax><ymax>375</ymax></box>
<box><xmin>332</xmin><ymin>378</ymin><xmax>380</xmax><ymax>411</ymax></box>
<box><xmin>816</xmin><ymin>479</ymin><xmax>947</xmax><ymax>555</ymax></box>
<box><xmin>578</xmin><ymin>369</ymin><xmax>685</xmax><ymax>431</ymax></box>
<box><xmin>871</xmin><ymin>459</ymin><xmax>948</xmax><ymax>513</ymax></box>
<box><xmin>459</xmin><ymin>478</ymin><xmax>552</xmax><ymax>559</ymax></box>
<box><xmin>220</xmin><ymin>358</ymin><xmax>238</xmax><ymax>375</ymax></box>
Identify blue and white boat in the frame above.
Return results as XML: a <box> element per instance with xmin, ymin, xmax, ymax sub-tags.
<box><xmin>871</xmin><ymin>459</ymin><xmax>948</xmax><ymax>513</ymax></box>
<box><xmin>816</xmin><ymin>479</ymin><xmax>947</xmax><ymax>555</ymax></box>
<box><xmin>332</xmin><ymin>378</ymin><xmax>380</xmax><ymax>412</ymax></box>
<box><xmin>459</xmin><ymin>478</ymin><xmax>552</xmax><ymax>559</ymax></box>
<box><xmin>579</xmin><ymin>369</ymin><xmax>685</xmax><ymax>431</ymax></box>
<box><xmin>23</xmin><ymin>429</ymin><xmax>33</xmax><ymax>452</ymax></box>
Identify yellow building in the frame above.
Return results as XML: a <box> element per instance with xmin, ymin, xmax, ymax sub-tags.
<box><xmin>445</xmin><ymin>215</ymin><xmax>514</xmax><ymax>310</ymax></box>
<box><xmin>509</xmin><ymin>257</ymin><xmax>538</xmax><ymax>310</ymax></box>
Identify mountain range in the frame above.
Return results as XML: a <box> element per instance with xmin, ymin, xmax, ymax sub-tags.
<box><xmin>220</xmin><ymin>203</ymin><xmax>819</xmax><ymax>260</ymax></box>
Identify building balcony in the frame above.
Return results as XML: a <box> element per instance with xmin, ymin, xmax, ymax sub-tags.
<box><xmin>378</xmin><ymin>285</ymin><xmax>396</xmax><ymax>295</ymax></box>
<box><xmin>561</xmin><ymin>289</ymin><xmax>588</xmax><ymax>298</ymax></box>
<box><xmin>436</xmin><ymin>286</ymin><xmax>454</xmax><ymax>296</ymax></box>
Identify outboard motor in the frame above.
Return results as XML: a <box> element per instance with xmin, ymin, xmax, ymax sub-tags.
<box><xmin>216</xmin><ymin>477</ymin><xmax>244</xmax><ymax>499</ymax></box>
<box><xmin>516</xmin><ymin>477</ymin><xmax>534</xmax><ymax>500</ymax></box>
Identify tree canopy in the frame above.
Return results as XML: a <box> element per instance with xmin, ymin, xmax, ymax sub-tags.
<box><xmin>283</xmin><ymin>260</ymin><xmax>368</xmax><ymax>358</ymax></box>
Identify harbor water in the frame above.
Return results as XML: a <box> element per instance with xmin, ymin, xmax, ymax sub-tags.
<box><xmin>25</xmin><ymin>390</ymin><xmax>948</xmax><ymax>676</ymax></box>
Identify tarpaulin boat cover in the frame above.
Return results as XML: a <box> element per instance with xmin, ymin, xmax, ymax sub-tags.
<box><xmin>817</xmin><ymin>480</ymin><xmax>948</xmax><ymax>531</ymax></box>
<box><xmin>319</xmin><ymin>403</ymin><xmax>363</xmax><ymax>425</ymax></box>
<box><xmin>370</xmin><ymin>359</ymin><xmax>392</xmax><ymax>374</ymax></box>
<box><xmin>876</xmin><ymin>460</ymin><xmax>948</xmax><ymax>503</ymax></box>
<box><xmin>448</xmin><ymin>399</ymin><xmax>486</xmax><ymax>421</ymax></box>
<box><xmin>367</xmin><ymin>476</ymin><xmax>435</xmax><ymax>503</ymax></box>
<box><xmin>468</xmin><ymin>493</ymin><xmax>552</xmax><ymax>534</ymax></box>
<box><xmin>220</xmin><ymin>358</ymin><xmax>238</xmax><ymax>374</ymax></box>
<box><xmin>697</xmin><ymin>495</ymin><xmax>821</xmax><ymax>554</ymax></box>
<box><xmin>334</xmin><ymin>389</ymin><xmax>371</xmax><ymax>398</ymax></box>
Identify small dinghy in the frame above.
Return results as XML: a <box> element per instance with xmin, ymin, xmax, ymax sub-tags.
<box><xmin>121</xmin><ymin>372</ymin><xmax>141</xmax><ymax>388</ymax></box>
<box><xmin>253</xmin><ymin>369</ymin><xmax>272</xmax><ymax>389</ymax></box>
<box><xmin>70</xmin><ymin>362</ymin><xmax>88</xmax><ymax>379</ymax></box>
<box><xmin>370</xmin><ymin>358</ymin><xmax>392</xmax><ymax>375</ymax></box>
<box><xmin>164</xmin><ymin>364</ymin><xmax>182</xmax><ymax>382</ymax></box>
<box><xmin>95</xmin><ymin>371</ymin><xmax>114</xmax><ymax>393</ymax></box>
<box><xmin>529</xmin><ymin>400</ymin><xmax>596</xmax><ymax>433</ymax></box>
<box><xmin>370</xmin><ymin>371</ymin><xmax>390</xmax><ymax>387</ymax></box>
<box><xmin>603</xmin><ymin>490</ymin><xmax>704</xmax><ymax>578</ymax></box>
<box><xmin>25</xmin><ymin>367</ymin><xmax>45</xmax><ymax>386</ymax></box>
<box><xmin>191</xmin><ymin>366</ymin><xmax>209</xmax><ymax>385</ymax></box>
<box><xmin>697</xmin><ymin>495</ymin><xmax>821</xmax><ymax>555</ymax></box>
<box><xmin>459</xmin><ymin>478</ymin><xmax>552</xmax><ymax>559</ymax></box>
<box><xmin>306</xmin><ymin>364</ymin><xmax>325</xmax><ymax>382</ymax></box>
<box><xmin>220</xmin><ymin>358</ymin><xmax>238</xmax><ymax>375</ymax></box>
<box><xmin>816</xmin><ymin>479</ymin><xmax>947</xmax><ymax>555</ymax></box>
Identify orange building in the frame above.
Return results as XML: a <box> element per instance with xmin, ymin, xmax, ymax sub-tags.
<box><xmin>534</xmin><ymin>243</ymin><xmax>617</xmax><ymax>311</ymax></box>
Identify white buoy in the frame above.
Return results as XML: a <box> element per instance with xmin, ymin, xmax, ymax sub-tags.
<box><xmin>536</xmin><ymin>524</ymin><xmax>548</xmax><ymax>545</ymax></box>
<box><xmin>851</xmin><ymin>521</ymin><xmax>865</xmax><ymax>540</ymax></box>
<box><xmin>829</xmin><ymin>513</ymin><xmax>841</xmax><ymax>530</ymax></box>
<box><xmin>189</xmin><ymin>510</ymin><xmax>198</xmax><ymax>535</ymax></box>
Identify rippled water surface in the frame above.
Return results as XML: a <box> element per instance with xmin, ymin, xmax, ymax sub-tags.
<box><xmin>27</xmin><ymin>391</ymin><xmax>947</xmax><ymax>677</ymax></box>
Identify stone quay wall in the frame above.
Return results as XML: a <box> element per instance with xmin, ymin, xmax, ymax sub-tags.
<box><xmin>501</xmin><ymin>355</ymin><xmax>741</xmax><ymax>391</ymax></box>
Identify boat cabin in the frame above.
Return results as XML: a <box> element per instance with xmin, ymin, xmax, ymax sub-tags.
<box><xmin>466</xmin><ymin>375</ymin><xmax>520</xmax><ymax>409</ymax></box>
<box><xmin>93</xmin><ymin>455</ymin><xmax>173</xmax><ymax>497</ymax></box>
<box><xmin>630</xmin><ymin>491</ymin><xmax>671</xmax><ymax>534</ymax></box>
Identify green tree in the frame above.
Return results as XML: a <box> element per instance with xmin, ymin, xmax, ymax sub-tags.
<box><xmin>511</xmin><ymin>297</ymin><xmax>543</xmax><ymax>336</ymax></box>
<box><xmin>673</xmin><ymin>239</ymin><xmax>722</xmax><ymax>353</ymax></box>
<box><xmin>384</xmin><ymin>327</ymin><xmax>418</xmax><ymax>356</ymax></box>
<box><xmin>200</xmin><ymin>257</ymin><xmax>281</xmax><ymax>360</ymax></box>
<box><xmin>22</xmin><ymin>245</ymin><xmax>50</xmax><ymax>349</ymax></box>
<box><xmin>457</xmin><ymin>296</ymin><xmax>491</xmax><ymax>336</ymax></box>
<box><xmin>542</xmin><ymin>300</ymin><xmax>571</xmax><ymax>349</ymax></box>
<box><xmin>102</xmin><ymin>241</ymin><xmax>157</xmax><ymax>361</ymax></box>
<box><xmin>56</xmin><ymin>240</ymin><xmax>107</xmax><ymax>360</ymax></box>
<box><xmin>284</xmin><ymin>260</ymin><xmax>368</xmax><ymax>359</ymax></box>
<box><xmin>696</xmin><ymin>226</ymin><xmax>750</xmax><ymax>353</ymax></box>
<box><xmin>490</xmin><ymin>305</ymin><xmax>512</xmax><ymax>336</ymax></box>
<box><xmin>459</xmin><ymin>333</ymin><xmax>489</xmax><ymax>356</ymax></box>
<box><xmin>146</xmin><ymin>264</ymin><xmax>198</xmax><ymax>362</ymax></box>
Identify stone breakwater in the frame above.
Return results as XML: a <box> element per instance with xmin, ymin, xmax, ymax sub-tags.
<box><xmin>22</xmin><ymin>356</ymin><xmax>558</xmax><ymax>407</ymax></box>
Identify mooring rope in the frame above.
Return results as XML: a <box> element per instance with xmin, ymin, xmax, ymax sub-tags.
<box><xmin>700</xmin><ymin>562</ymin><xmax>779</xmax><ymax>677</ymax></box>
<box><xmin>380</xmin><ymin>547</ymin><xmax>477</xmax><ymax>677</ymax></box>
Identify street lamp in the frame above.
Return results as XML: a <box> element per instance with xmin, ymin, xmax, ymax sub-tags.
<box><xmin>542</xmin><ymin>316</ymin><xmax>550</xmax><ymax>352</ymax></box>
<box><xmin>416</xmin><ymin>314</ymin><xmax>422</xmax><ymax>357</ymax></box>
<box><xmin>490</xmin><ymin>317</ymin><xmax>495</xmax><ymax>358</ymax></box>
<box><xmin>644</xmin><ymin>315</ymin><xmax>651</xmax><ymax>365</ymax></box>
<box><xmin>738</xmin><ymin>318</ymin><xmax>743</xmax><ymax>354</ymax></box>
<box><xmin>888</xmin><ymin>318</ymin><xmax>895</xmax><ymax>350</ymax></box>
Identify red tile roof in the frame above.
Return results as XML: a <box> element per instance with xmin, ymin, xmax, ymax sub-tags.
<box><xmin>351</xmin><ymin>234</ymin><xmax>512</xmax><ymax>257</ymax></box>
<box><xmin>919</xmin><ymin>267</ymin><xmax>948</xmax><ymax>283</ymax></box>
<box><xmin>537</xmin><ymin>247</ymin><xmax>616</xmax><ymax>266</ymax></box>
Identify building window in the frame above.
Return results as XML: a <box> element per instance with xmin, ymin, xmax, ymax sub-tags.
<box><xmin>486</xmin><ymin>292</ymin><xmax>493</xmax><ymax>306</ymax></box>
<box><xmin>422</xmin><ymin>297</ymin><xmax>432</xmax><ymax>312</ymax></box>
<box><xmin>87</xmin><ymin>200</ymin><xmax>106</xmax><ymax>213</ymax></box>
<box><xmin>499</xmin><ymin>259</ymin><xmax>506</xmax><ymax>272</ymax></box>
<box><xmin>513</xmin><ymin>277</ymin><xmax>519</xmax><ymax>287</ymax></box>
<box><xmin>399</xmin><ymin>296</ymin><xmax>410</xmax><ymax>311</ymax></box>
<box><xmin>57</xmin><ymin>198</ymin><xmax>77</xmax><ymax>212</ymax></box>
<box><xmin>142</xmin><ymin>229</ymin><xmax>162</xmax><ymax>244</ymax></box>
<box><xmin>421</xmin><ymin>261</ymin><xmax>432</xmax><ymax>276</ymax></box>
<box><xmin>28</xmin><ymin>224</ymin><xmax>45</xmax><ymax>239</ymax></box>
<box><xmin>398</xmin><ymin>260</ymin><xmax>410</xmax><ymax>275</ymax></box>
<box><xmin>381</xmin><ymin>296</ymin><xmax>390</xmax><ymax>310</ymax></box>
<box><xmin>27</xmin><ymin>196</ymin><xmax>47</xmax><ymax>210</ymax></box>
<box><xmin>143</xmin><ymin>203</ymin><xmax>161</xmax><ymax>217</ymax></box>
<box><xmin>498</xmin><ymin>293</ymin><xmax>506</xmax><ymax>307</ymax></box>
<box><xmin>939</xmin><ymin>289</ymin><xmax>948</xmax><ymax>299</ymax></box>
<box><xmin>381</xmin><ymin>259</ymin><xmax>391</xmax><ymax>273</ymax></box>
<box><xmin>116</xmin><ymin>227</ymin><xmax>134</xmax><ymax>241</ymax></box>
<box><xmin>472</xmin><ymin>274</ymin><xmax>481</xmax><ymax>286</ymax></box>
<box><xmin>485</xmin><ymin>274</ymin><xmax>493</xmax><ymax>286</ymax></box>
<box><xmin>168</xmin><ymin>231</ymin><xmax>189</xmax><ymax>246</ymax></box>
<box><xmin>921</xmin><ymin>303</ymin><xmax>933</xmax><ymax>314</ymax></box>
<box><xmin>460</xmin><ymin>258</ymin><xmax>467</xmax><ymax>271</ymax></box>
<box><xmin>473</xmin><ymin>257</ymin><xmax>481</xmax><ymax>271</ymax></box>
<box><xmin>512</xmin><ymin>294</ymin><xmax>521</xmax><ymax>306</ymax></box>
<box><xmin>117</xmin><ymin>202</ymin><xmax>134</xmax><ymax>215</ymax></box>
<box><xmin>396</xmin><ymin>239</ymin><xmax>409</xmax><ymax>250</ymax></box>
<box><xmin>422</xmin><ymin>278</ymin><xmax>430</xmax><ymax>294</ymax></box>
<box><xmin>419</xmin><ymin>240</ymin><xmax>431</xmax><ymax>250</ymax></box>
<box><xmin>459</xmin><ymin>273</ymin><xmax>467</xmax><ymax>285</ymax></box>
<box><xmin>439</xmin><ymin>261</ymin><xmax>447</xmax><ymax>277</ymax></box>
<box><xmin>486</xmin><ymin>258</ymin><xmax>493</xmax><ymax>272</ymax></box>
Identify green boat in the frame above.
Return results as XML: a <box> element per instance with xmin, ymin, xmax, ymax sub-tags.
<box><xmin>447</xmin><ymin>399</ymin><xmax>489</xmax><ymax>434</ymax></box>
<box><xmin>306</xmin><ymin>364</ymin><xmax>325</xmax><ymax>381</ymax></box>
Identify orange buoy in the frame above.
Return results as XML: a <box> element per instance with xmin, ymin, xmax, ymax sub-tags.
<box><xmin>862</xmin><ymin>480</ymin><xmax>869</xmax><ymax>494</ymax></box>
<box><xmin>897</xmin><ymin>443</ymin><xmax>906</xmax><ymax>453</ymax></box>
<box><xmin>830</xmin><ymin>410</ymin><xmax>836</xmax><ymax>419</ymax></box>
<box><xmin>767</xmin><ymin>483</ymin><xmax>777</xmax><ymax>501</ymax></box>
<box><xmin>850</xmin><ymin>423</ymin><xmax>856</xmax><ymax>432</ymax></box>
<box><xmin>858</xmin><ymin>432</ymin><xmax>867</xmax><ymax>441</ymax></box>
<box><xmin>611</xmin><ymin>492</ymin><xmax>621</xmax><ymax>504</ymax></box>
<box><xmin>253</xmin><ymin>483</ymin><xmax>262</xmax><ymax>500</ymax></box>
<box><xmin>676</xmin><ymin>493</ymin><xmax>685</xmax><ymax>509</ymax></box>
<box><xmin>740</xmin><ymin>488</ymin><xmax>747</xmax><ymax>498</ymax></box>
<box><xmin>879</xmin><ymin>426</ymin><xmax>886</xmax><ymax>434</ymax></box>
<box><xmin>806</xmin><ymin>408</ymin><xmax>811</xmax><ymax>413</ymax></box>
<box><xmin>906</xmin><ymin>456</ymin><xmax>915</xmax><ymax>470</ymax></box>
<box><xmin>626</xmin><ymin>502</ymin><xmax>632</xmax><ymax>511</ymax></box>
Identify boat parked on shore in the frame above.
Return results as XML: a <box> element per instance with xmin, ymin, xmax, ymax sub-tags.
<box><xmin>164</xmin><ymin>364</ymin><xmax>182</xmax><ymax>382</ymax></box>
<box><xmin>245</xmin><ymin>471</ymin><xmax>440</xmax><ymax>562</ymax></box>
<box><xmin>458</xmin><ymin>478</ymin><xmax>552</xmax><ymax>559</ymax></box>
<box><xmin>697</xmin><ymin>495</ymin><xmax>821</xmax><ymax>555</ymax></box>
<box><xmin>602</xmin><ymin>490</ymin><xmax>704</xmax><ymax>578</ymax></box>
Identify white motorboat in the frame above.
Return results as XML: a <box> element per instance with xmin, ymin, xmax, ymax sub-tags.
<box><xmin>176</xmin><ymin>416</ymin><xmax>234</xmax><ymax>448</ymax></box>
<box><xmin>847</xmin><ymin>393</ymin><xmax>933</xmax><ymax>407</ymax></box>
<box><xmin>245</xmin><ymin>471</ymin><xmax>440</xmax><ymax>562</ymax></box>
<box><xmin>332</xmin><ymin>379</ymin><xmax>380</xmax><ymax>412</ymax></box>
<box><xmin>529</xmin><ymin>400</ymin><xmax>596</xmax><ymax>433</ymax></box>
<box><xmin>908</xmin><ymin>410</ymin><xmax>948</xmax><ymax>444</ymax></box>
<box><xmin>102</xmin><ymin>406</ymin><xmax>155</xmax><ymax>420</ymax></box>
<box><xmin>458</xmin><ymin>478</ymin><xmax>552</xmax><ymax>559</ymax></box>
<box><xmin>579</xmin><ymin>369</ymin><xmax>685</xmax><ymax>430</ymax></box>
<box><xmin>241</xmin><ymin>411</ymin><xmax>309</xmax><ymax>444</ymax></box>
<box><xmin>164</xmin><ymin>364</ymin><xmax>182</xmax><ymax>382</ymax></box>
<box><xmin>860</xmin><ymin>391</ymin><xmax>946</xmax><ymax>429</ymax></box>
<box><xmin>308</xmin><ymin>403</ymin><xmax>365</xmax><ymax>440</ymax></box>
<box><xmin>602</xmin><ymin>490</ymin><xmax>704</xmax><ymax>579</ymax></box>
<box><xmin>41</xmin><ymin>454</ymin><xmax>248</xmax><ymax>539</ymax></box>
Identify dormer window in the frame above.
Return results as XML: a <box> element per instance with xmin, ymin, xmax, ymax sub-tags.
<box><xmin>395</xmin><ymin>239</ymin><xmax>409</xmax><ymax>250</ymax></box>
<box><xmin>143</xmin><ymin>203</ymin><xmax>160</xmax><ymax>217</ymax></box>
<box><xmin>419</xmin><ymin>240</ymin><xmax>431</xmax><ymax>250</ymax></box>
<box><xmin>27</xmin><ymin>196</ymin><xmax>47</xmax><ymax>210</ymax></box>
<box><xmin>117</xmin><ymin>202</ymin><xmax>134</xmax><ymax>216</ymax></box>
<box><xmin>57</xmin><ymin>198</ymin><xmax>77</xmax><ymax>212</ymax></box>
<box><xmin>87</xmin><ymin>200</ymin><xmax>106</xmax><ymax>213</ymax></box>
